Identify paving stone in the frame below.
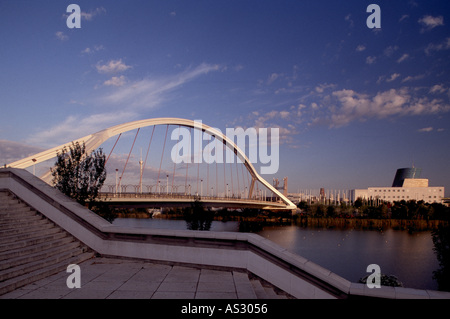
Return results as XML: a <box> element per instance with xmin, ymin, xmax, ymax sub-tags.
<box><xmin>151</xmin><ymin>291</ymin><xmax>195</xmax><ymax>299</ymax></box>
<box><xmin>197</xmin><ymin>281</ymin><xmax>236</xmax><ymax>293</ymax></box>
<box><xmin>1</xmin><ymin>257</ymin><xmax>288</xmax><ymax>299</ymax></box>
<box><xmin>195</xmin><ymin>292</ymin><xmax>237</xmax><ymax>299</ymax></box>
<box><xmin>157</xmin><ymin>281</ymin><xmax>198</xmax><ymax>292</ymax></box>
<box><xmin>107</xmin><ymin>290</ymin><xmax>155</xmax><ymax>299</ymax></box>
<box><xmin>199</xmin><ymin>270</ymin><xmax>233</xmax><ymax>285</ymax></box>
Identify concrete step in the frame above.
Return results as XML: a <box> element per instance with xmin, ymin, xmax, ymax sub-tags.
<box><xmin>0</xmin><ymin>246</ymin><xmax>89</xmax><ymax>282</ymax></box>
<box><xmin>233</xmin><ymin>271</ymin><xmax>258</xmax><ymax>299</ymax></box>
<box><xmin>0</xmin><ymin>191</ymin><xmax>96</xmax><ymax>297</ymax></box>
<box><xmin>0</xmin><ymin>202</ymin><xmax>31</xmax><ymax>211</ymax></box>
<box><xmin>0</xmin><ymin>216</ymin><xmax>50</xmax><ymax>233</ymax></box>
<box><xmin>0</xmin><ymin>207</ymin><xmax>37</xmax><ymax>217</ymax></box>
<box><xmin>0</xmin><ymin>217</ymin><xmax>46</xmax><ymax>231</ymax></box>
<box><xmin>0</xmin><ymin>227</ymin><xmax>63</xmax><ymax>247</ymax></box>
<box><xmin>0</xmin><ymin>236</ymin><xmax>75</xmax><ymax>262</ymax></box>
<box><xmin>0</xmin><ymin>216</ymin><xmax>44</xmax><ymax>230</ymax></box>
<box><xmin>0</xmin><ymin>241</ymin><xmax>82</xmax><ymax>272</ymax></box>
<box><xmin>0</xmin><ymin>212</ymin><xmax>43</xmax><ymax>224</ymax></box>
<box><xmin>0</xmin><ymin>221</ymin><xmax>55</xmax><ymax>238</ymax></box>
<box><xmin>250</xmin><ymin>279</ymin><xmax>270</xmax><ymax>299</ymax></box>
<box><xmin>0</xmin><ymin>231</ymin><xmax>69</xmax><ymax>254</ymax></box>
<box><xmin>250</xmin><ymin>278</ymin><xmax>290</xmax><ymax>299</ymax></box>
<box><xmin>0</xmin><ymin>199</ymin><xmax>31</xmax><ymax>206</ymax></box>
<box><xmin>0</xmin><ymin>252</ymin><xmax>94</xmax><ymax>296</ymax></box>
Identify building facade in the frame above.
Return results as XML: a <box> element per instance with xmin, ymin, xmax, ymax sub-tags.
<box><xmin>351</xmin><ymin>168</ymin><xmax>445</xmax><ymax>205</ymax></box>
<box><xmin>351</xmin><ymin>185</ymin><xmax>444</xmax><ymax>204</ymax></box>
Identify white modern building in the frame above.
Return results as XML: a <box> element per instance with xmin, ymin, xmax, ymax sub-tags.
<box><xmin>351</xmin><ymin>168</ymin><xmax>445</xmax><ymax>205</ymax></box>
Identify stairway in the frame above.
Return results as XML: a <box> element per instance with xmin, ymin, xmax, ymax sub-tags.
<box><xmin>0</xmin><ymin>191</ymin><xmax>94</xmax><ymax>296</ymax></box>
<box><xmin>249</xmin><ymin>276</ymin><xmax>291</xmax><ymax>299</ymax></box>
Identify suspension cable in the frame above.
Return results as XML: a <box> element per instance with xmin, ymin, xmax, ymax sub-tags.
<box><xmin>223</xmin><ymin>142</ymin><xmax>226</xmax><ymax>197</ymax></box>
<box><xmin>119</xmin><ymin>128</ymin><xmax>140</xmax><ymax>190</ymax></box>
<box><xmin>105</xmin><ymin>133</ymin><xmax>122</xmax><ymax>165</ymax></box>
<box><xmin>216</xmin><ymin>137</ymin><xmax>218</xmax><ymax>198</ymax></box>
<box><xmin>241</xmin><ymin>162</ymin><xmax>247</xmax><ymax>197</ymax></box>
<box><xmin>185</xmin><ymin>127</ymin><xmax>190</xmax><ymax>195</ymax></box>
<box><xmin>197</xmin><ymin>128</ymin><xmax>200</xmax><ymax>195</ymax></box>
<box><xmin>230</xmin><ymin>161</ymin><xmax>234</xmax><ymax>197</ymax></box>
<box><xmin>157</xmin><ymin>125</ymin><xmax>169</xmax><ymax>191</ymax></box>
<box><xmin>141</xmin><ymin>126</ymin><xmax>155</xmax><ymax>192</ymax></box>
<box><xmin>236</xmin><ymin>160</ymin><xmax>240</xmax><ymax>197</ymax></box>
<box><xmin>172</xmin><ymin>125</ymin><xmax>180</xmax><ymax>194</ymax></box>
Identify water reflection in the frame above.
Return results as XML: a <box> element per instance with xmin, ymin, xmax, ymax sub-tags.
<box><xmin>432</xmin><ymin>225</ymin><xmax>450</xmax><ymax>291</ymax></box>
<box><xmin>183</xmin><ymin>200</ymin><xmax>213</xmax><ymax>231</ymax></box>
<box><xmin>112</xmin><ymin>216</ymin><xmax>447</xmax><ymax>291</ymax></box>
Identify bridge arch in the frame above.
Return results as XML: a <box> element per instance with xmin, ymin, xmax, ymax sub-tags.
<box><xmin>7</xmin><ymin>118</ymin><xmax>296</xmax><ymax>210</ymax></box>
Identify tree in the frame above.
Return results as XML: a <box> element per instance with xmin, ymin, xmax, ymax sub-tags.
<box><xmin>183</xmin><ymin>199</ymin><xmax>213</xmax><ymax>231</ymax></box>
<box><xmin>51</xmin><ymin>142</ymin><xmax>106</xmax><ymax>207</ymax></box>
<box><xmin>432</xmin><ymin>225</ymin><xmax>450</xmax><ymax>291</ymax></box>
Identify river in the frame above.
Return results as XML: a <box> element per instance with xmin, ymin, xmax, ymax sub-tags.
<box><xmin>112</xmin><ymin>217</ymin><xmax>441</xmax><ymax>291</ymax></box>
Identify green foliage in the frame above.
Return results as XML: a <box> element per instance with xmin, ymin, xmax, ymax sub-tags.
<box><xmin>52</xmin><ymin>142</ymin><xmax>107</xmax><ymax>205</ymax></box>
<box><xmin>298</xmin><ymin>198</ymin><xmax>449</xmax><ymax>221</ymax></box>
<box><xmin>183</xmin><ymin>199</ymin><xmax>214</xmax><ymax>230</ymax></box>
<box><xmin>432</xmin><ymin>225</ymin><xmax>450</xmax><ymax>291</ymax></box>
<box><xmin>51</xmin><ymin>142</ymin><xmax>112</xmax><ymax>219</ymax></box>
<box><xmin>359</xmin><ymin>274</ymin><xmax>403</xmax><ymax>287</ymax></box>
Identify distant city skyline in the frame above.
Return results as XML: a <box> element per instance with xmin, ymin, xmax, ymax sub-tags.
<box><xmin>1</xmin><ymin>1</ymin><xmax>449</xmax><ymax>196</ymax></box>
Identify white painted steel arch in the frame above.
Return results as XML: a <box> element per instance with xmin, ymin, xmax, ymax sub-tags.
<box><xmin>7</xmin><ymin>118</ymin><xmax>296</xmax><ymax>209</ymax></box>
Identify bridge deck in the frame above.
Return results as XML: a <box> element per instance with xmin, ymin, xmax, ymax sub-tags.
<box><xmin>97</xmin><ymin>193</ymin><xmax>291</xmax><ymax>210</ymax></box>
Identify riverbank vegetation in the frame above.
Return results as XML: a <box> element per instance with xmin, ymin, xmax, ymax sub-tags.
<box><xmin>298</xmin><ymin>199</ymin><xmax>450</xmax><ymax>221</ymax></box>
<box><xmin>114</xmin><ymin>198</ymin><xmax>450</xmax><ymax>231</ymax></box>
<box><xmin>295</xmin><ymin>199</ymin><xmax>449</xmax><ymax>231</ymax></box>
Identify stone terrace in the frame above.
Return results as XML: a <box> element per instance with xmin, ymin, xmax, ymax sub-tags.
<box><xmin>1</xmin><ymin>257</ymin><xmax>291</xmax><ymax>299</ymax></box>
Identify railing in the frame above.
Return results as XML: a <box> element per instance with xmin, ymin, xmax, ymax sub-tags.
<box><xmin>97</xmin><ymin>192</ymin><xmax>285</xmax><ymax>205</ymax></box>
<box><xmin>98</xmin><ymin>192</ymin><xmax>285</xmax><ymax>208</ymax></box>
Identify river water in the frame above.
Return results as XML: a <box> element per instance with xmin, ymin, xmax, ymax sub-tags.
<box><xmin>112</xmin><ymin>218</ymin><xmax>440</xmax><ymax>291</ymax></box>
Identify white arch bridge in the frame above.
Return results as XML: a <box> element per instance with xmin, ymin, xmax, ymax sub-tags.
<box><xmin>7</xmin><ymin>118</ymin><xmax>296</xmax><ymax>211</ymax></box>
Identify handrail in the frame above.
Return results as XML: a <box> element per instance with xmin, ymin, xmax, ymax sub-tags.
<box><xmin>97</xmin><ymin>192</ymin><xmax>282</xmax><ymax>203</ymax></box>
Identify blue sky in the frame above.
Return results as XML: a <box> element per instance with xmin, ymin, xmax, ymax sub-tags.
<box><xmin>1</xmin><ymin>0</ymin><xmax>449</xmax><ymax>196</ymax></box>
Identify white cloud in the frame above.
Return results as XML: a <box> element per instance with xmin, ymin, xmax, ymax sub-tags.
<box><xmin>399</xmin><ymin>15</ymin><xmax>409</xmax><ymax>22</ymax></box>
<box><xmin>81</xmin><ymin>45</ymin><xmax>104</xmax><ymax>55</ymax></box>
<box><xmin>384</xmin><ymin>45</ymin><xmax>399</xmax><ymax>57</ymax></box>
<box><xmin>96</xmin><ymin>59</ymin><xmax>132</xmax><ymax>74</ymax></box>
<box><xmin>386</xmin><ymin>73</ymin><xmax>401</xmax><ymax>82</ymax></box>
<box><xmin>26</xmin><ymin>112</ymin><xmax>138</xmax><ymax>148</ymax></box>
<box><xmin>345</xmin><ymin>14</ymin><xmax>354</xmax><ymax>28</ymax></box>
<box><xmin>425</xmin><ymin>37</ymin><xmax>450</xmax><ymax>55</ymax></box>
<box><xmin>246</xmin><ymin>110</ymin><xmax>300</xmax><ymax>147</ymax></box>
<box><xmin>81</xmin><ymin>7</ymin><xmax>106</xmax><ymax>21</ymax></box>
<box><xmin>25</xmin><ymin>63</ymin><xmax>222</xmax><ymax>149</ymax></box>
<box><xmin>356</xmin><ymin>45</ymin><xmax>366</xmax><ymax>52</ymax></box>
<box><xmin>429</xmin><ymin>84</ymin><xmax>447</xmax><ymax>94</ymax></box>
<box><xmin>104</xmin><ymin>75</ymin><xmax>127</xmax><ymax>87</ymax></box>
<box><xmin>366</xmin><ymin>56</ymin><xmax>376</xmax><ymax>64</ymax></box>
<box><xmin>401</xmin><ymin>74</ymin><xmax>425</xmax><ymax>83</ymax></box>
<box><xmin>100</xmin><ymin>63</ymin><xmax>221</xmax><ymax>109</ymax></box>
<box><xmin>55</xmin><ymin>31</ymin><xmax>68</xmax><ymax>41</ymax></box>
<box><xmin>267</xmin><ymin>73</ymin><xmax>283</xmax><ymax>85</ymax></box>
<box><xmin>329</xmin><ymin>88</ymin><xmax>450</xmax><ymax>127</ymax></box>
<box><xmin>315</xmin><ymin>83</ymin><xmax>336</xmax><ymax>93</ymax></box>
<box><xmin>397</xmin><ymin>53</ymin><xmax>409</xmax><ymax>63</ymax></box>
<box><xmin>418</xmin><ymin>127</ymin><xmax>433</xmax><ymax>132</ymax></box>
<box><xmin>0</xmin><ymin>140</ymin><xmax>44</xmax><ymax>165</ymax></box>
<box><xmin>419</xmin><ymin>15</ymin><xmax>444</xmax><ymax>32</ymax></box>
